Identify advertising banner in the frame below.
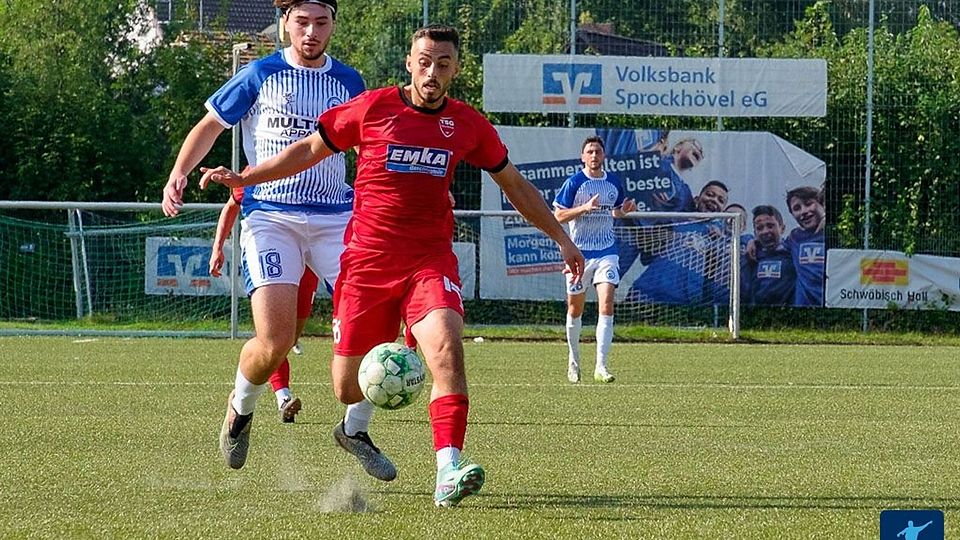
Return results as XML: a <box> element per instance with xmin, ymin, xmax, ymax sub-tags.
<box><xmin>145</xmin><ymin>237</ymin><xmax>232</xmax><ymax>296</ymax></box>
<box><xmin>145</xmin><ymin>237</ymin><xmax>477</xmax><ymax>300</ymax></box>
<box><xmin>483</xmin><ymin>54</ymin><xmax>827</xmax><ymax>117</ymax></box>
<box><xmin>825</xmin><ymin>249</ymin><xmax>960</xmax><ymax>310</ymax></box>
<box><xmin>481</xmin><ymin>127</ymin><xmax>827</xmax><ymax>305</ymax></box>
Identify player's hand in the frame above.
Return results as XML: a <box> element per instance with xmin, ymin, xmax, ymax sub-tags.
<box><xmin>199</xmin><ymin>166</ymin><xmax>243</xmax><ymax>189</ymax></box>
<box><xmin>209</xmin><ymin>251</ymin><xmax>224</xmax><ymax>278</ymax></box>
<box><xmin>581</xmin><ymin>194</ymin><xmax>601</xmax><ymax>212</ymax></box>
<box><xmin>559</xmin><ymin>240</ymin><xmax>585</xmax><ymax>284</ymax></box>
<box><xmin>162</xmin><ymin>174</ymin><xmax>188</xmax><ymax>217</ymax></box>
<box><xmin>622</xmin><ymin>198</ymin><xmax>638</xmax><ymax>214</ymax></box>
<box><xmin>745</xmin><ymin>238</ymin><xmax>758</xmax><ymax>262</ymax></box>
<box><xmin>653</xmin><ymin>192</ymin><xmax>674</xmax><ymax>205</ymax></box>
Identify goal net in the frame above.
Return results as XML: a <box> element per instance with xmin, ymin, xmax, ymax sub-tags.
<box><xmin>0</xmin><ymin>203</ymin><xmax>248</xmax><ymax>336</ymax></box>
<box><xmin>0</xmin><ymin>204</ymin><xmax>739</xmax><ymax>338</ymax></box>
<box><xmin>463</xmin><ymin>210</ymin><xmax>741</xmax><ymax>337</ymax></box>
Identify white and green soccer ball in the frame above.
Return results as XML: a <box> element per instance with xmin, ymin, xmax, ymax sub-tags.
<box><xmin>358</xmin><ymin>342</ymin><xmax>426</xmax><ymax>410</ymax></box>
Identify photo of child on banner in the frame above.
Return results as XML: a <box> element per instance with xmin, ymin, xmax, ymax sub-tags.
<box><xmin>481</xmin><ymin>126</ymin><xmax>826</xmax><ymax>307</ymax></box>
<box><xmin>594</xmin><ymin>127</ymin><xmax>826</xmax><ymax>308</ymax></box>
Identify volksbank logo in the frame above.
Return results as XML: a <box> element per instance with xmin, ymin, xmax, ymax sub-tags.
<box><xmin>542</xmin><ymin>63</ymin><xmax>602</xmax><ymax>105</ymax></box>
<box><xmin>385</xmin><ymin>145</ymin><xmax>452</xmax><ymax>177</ymax></box>
<box><xmin>156</xmin><ymin>245</ymin><xmax>212</xmax><ymax>288</ymax></box>
<box><xmin>757</xmin><ymin>260</ymin><xmax>783</xmax><ymax>279</ymax></box>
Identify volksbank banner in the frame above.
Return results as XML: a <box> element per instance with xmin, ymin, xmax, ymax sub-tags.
<box><xmin>144</xmin><ymin>237</ymin><xmax>477</xmax><ymax>299</ymax></box>
<box><xmin>825</xmin><ymin>249</ymin><xmax>960</xmax><ymax>311</ymax></box>
<box><xmin>483</xmin><ymin>54</ymin><xmax>827</xmax><ymax>117</ymax></box>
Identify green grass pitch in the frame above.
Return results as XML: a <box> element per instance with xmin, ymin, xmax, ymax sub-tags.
<box><xmin>0</xmin><ymin>337</ymin><xmax>956</xmax><ymax>538</ymax></box>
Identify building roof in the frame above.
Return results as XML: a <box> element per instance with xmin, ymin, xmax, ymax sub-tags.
<box><xmin>155</xmin><ymin>0</ymin><xmax>278</xmax><ymax>34</ymax></box>
<box><xmin>575</xmin><ymin>23</ymin><xmax>677</xmax><ymax>57</ymax></box>
<box><xmin>201</xmin><ymin>0</ymin><xmax>278</xmax><ymax>34</ymax></box>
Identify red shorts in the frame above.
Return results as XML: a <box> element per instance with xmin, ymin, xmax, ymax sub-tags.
<box><xmin>333</xmin><ymin>249</ymin><xmax>464</xmax><ymax>357</ymax></box>
<box><xmin>297</xmin><ymin>268</ymin><xmax>319</xmax><ymax>319</ymax></box>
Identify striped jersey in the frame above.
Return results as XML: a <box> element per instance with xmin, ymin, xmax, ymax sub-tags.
<box><xmin>205</xmin><ymin>48</ymin><xmax>365</xmax><ymax>216</ymax></box>
<box><xmin>552</xmin><ymin>170</ymin><xmax>626</xmax><ymax>258</ymax></box>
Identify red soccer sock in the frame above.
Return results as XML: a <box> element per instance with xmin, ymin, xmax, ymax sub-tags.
<box><xmin>269</xmin><ymin>358</ymin><xmax>290</xmax><ymax>392</ymax></box>
<box><xmin>429</xmin><ymin>394</ymin><xmax>469</xmax><ymax>451</ymax></box>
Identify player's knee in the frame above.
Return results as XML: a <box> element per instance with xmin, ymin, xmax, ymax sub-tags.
<box><xmin>332</xmin><ymin>379</ymin><xmax>363</xmax><ymax>404</ymax></box>
<box><xmin>257</xmin><ymin>335</ymin><xmax>296</xmax><ymax>362</ymax></box>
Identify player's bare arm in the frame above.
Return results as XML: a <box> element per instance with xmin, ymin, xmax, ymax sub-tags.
<box><xmin>162</xmin><ymin>113</ymin><xmax>226</xmax><ymax>217</ymax></box>
<box><xmin>492</xmin><ymin>161</ymin><xmax>585</xmax><ymax>280</ymax></box>
<box><xmin>209</xmin><ymin>196</ymin><xmax>241</xmax><ymax>277</ymax></box>
<box><xmin>553</xmin><ymin>194</ymin><xmax>600</xmax><ymax>224</ymax></box>
<box><xmin>200</xmin><ymin>131</ymin><xmax>335</xmax><ymax>190</ymax></box>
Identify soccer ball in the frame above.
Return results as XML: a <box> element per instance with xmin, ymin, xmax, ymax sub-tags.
<box><xmin>358</xmin><ymin>342</ymin><xmax>426</xmax><ymax>410</ymax></box>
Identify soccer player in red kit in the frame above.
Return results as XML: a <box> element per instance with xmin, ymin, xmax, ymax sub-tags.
<box><xmin>199</xmin><ymin>24</ymin><xmax>584</xmax><ymax>507</ymax></box>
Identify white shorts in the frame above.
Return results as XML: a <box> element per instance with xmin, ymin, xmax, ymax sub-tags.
<box><xmin>240</xmin><ymin>210</ymin><xmax>349</xmax><ymax>294</ymax></box>
<box><xmin>566</xmin><ymin>254</ymin><xmax>620</xmax><ymax>296</ymax></box>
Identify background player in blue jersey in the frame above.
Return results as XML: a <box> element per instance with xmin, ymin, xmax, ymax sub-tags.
<box><xmin>784</xmin><ymin>186</ymin><xmax>826</xmax><ymax>306</ymax></box>
<box><xmin>160</xmin><ymin>0</ymin><xmax>390</xmax><ymax>477</ymax></box>
<box><xmin>626</xmin><ymin>181</ymin><xmax>731</xmax><ymax>305</ymax></box>
<box><xmin>745</xmin><ymin>205</ymin><xmax>796</xmax><ymax>305</ymax></box>
<box><xmin>553</xmin><ymin>136</ymin><xmax>636</xmax><ymax>384</ymax></box>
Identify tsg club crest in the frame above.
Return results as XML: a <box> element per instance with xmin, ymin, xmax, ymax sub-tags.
<box><xmin>326</xmin><ymin>96</ymin><xmax>344</xmax><ymax>109</ymax></box>
<box><xmin>282</xmin><ymin>91</ymin><xmax>296</xmax><ymax>105</ymax></box>
<box><xmin>439</xmin><ymin>117</ymin><xmax>455</xmax><ymax>138</ymax></box>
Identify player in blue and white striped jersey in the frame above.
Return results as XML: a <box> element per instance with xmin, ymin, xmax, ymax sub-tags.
<box><xmin>162</xmin><ymin>1</ymin><xmax>394</xmax><ymax>477</ymax></box>
<box><xmin>553</xmin><ymin>136</ymin><xmax>637</xmax><ymax>384</ymax></box>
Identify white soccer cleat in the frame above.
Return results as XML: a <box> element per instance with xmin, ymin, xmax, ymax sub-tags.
<box><xmin>567</xmin><ymin>363</ymin><xmax>580</xmax><ymax>384</ymax></box>
<box><xmin>279</xmin><ymin>396</ymin><xmax>301</xmax><ymax>423</ymax></box>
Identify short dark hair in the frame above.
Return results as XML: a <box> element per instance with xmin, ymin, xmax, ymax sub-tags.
<box><xmin>700</xmin><ymin>180</ymin><xmax>729</xmax><ymax>195</ymax></box>
<box><xmin>786</xmin><ymin>186</ymin><xmax>820</xmax><ymax>207</ymax></box>
<box><xmin>276</xmin><ymin>0</ymin><xmax>337</xmax><ymax>18</ymax></box>
<box><xmin>411</xmin><ymin>24</ymin><xmax>460</xmax><ymax>53</ymax></box>
<box><xmin>725</xmin><ymin>203</ymin><xmax>746</xmax><ymax>213</ymax></box>
<box><xmin>752</xmin><ymin>204</ymin><xmax>784</xmax><ymax>225</ymax></box>
<box><xmin>581</xmin><ymin>136</ymin><xmax>604</xmax><ymax>152</ymax></box>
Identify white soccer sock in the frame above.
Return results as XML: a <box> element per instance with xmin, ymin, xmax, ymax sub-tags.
<box><xmin>344</xmin><ymin>399</ymin><xmax>375</xmax><ymax>436</ymax></box>
<box><xmin>275</xmin><ymin>387</ymin><xmax>292</xmax><ymax>408</ymax></box>
<box><xmin>566</xmin><ymin>314</ymin><xmax>582</xmax><ymax>366</ymax></box>
<box><xmin>596</xmin><ymin>314</ymin><xmax>614</xmax><ymax>371</ymax></box>
<box><xmin>436</xmin><ymin>446</ymin><xmax>461</xmax><ymax>471</ymax></box>
<box><xmin>231</xmin><ymin>367</ymin><xmax>267</xmax><ymax>416</ymax></box>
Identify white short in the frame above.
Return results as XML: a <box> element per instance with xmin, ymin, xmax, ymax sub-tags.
<box><xmin>566</xmin><ymin>254</ymin><xmax>620</xmax><ymax>296</ymax></box>
<box><xmin>240</xmin><ymin>210</ymin><xmax>349</xmax><ymax>294</ymax></box>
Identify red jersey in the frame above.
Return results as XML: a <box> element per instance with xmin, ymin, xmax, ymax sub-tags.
<box><xmin>317</xmin><ymin>86</ymin><xmax>508</xmax><ymax>255</ymax></box>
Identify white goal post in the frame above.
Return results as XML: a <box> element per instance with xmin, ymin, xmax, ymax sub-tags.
<box><xmin>0</xmin><ymin>202</ymin><xmax>740</xmax><ymax>339</ymax></box>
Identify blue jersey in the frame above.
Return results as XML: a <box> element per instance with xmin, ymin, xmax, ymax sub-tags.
<box><xmin>746</xmin><ymin>243</ymin><xmax>796</xmax><ymax>305</ymax></box>
<box><xmin>205</xmin><ymin>48</ymin><xmax>365</xmax><ymax>216</ymax></box>
<box><xmin>785</xmin><ymin>227</ymin><xmax>825</xmax><ymax>306</ymax></box>
<box><xmin>627</xmin><ymin>220</ymin><xmax>730</xmax><ymax>305</ymax></box>
<box><xmin>553</xmin><ymin>170</ymin><xmax>626</xmax><ymax>258</ymax></box>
